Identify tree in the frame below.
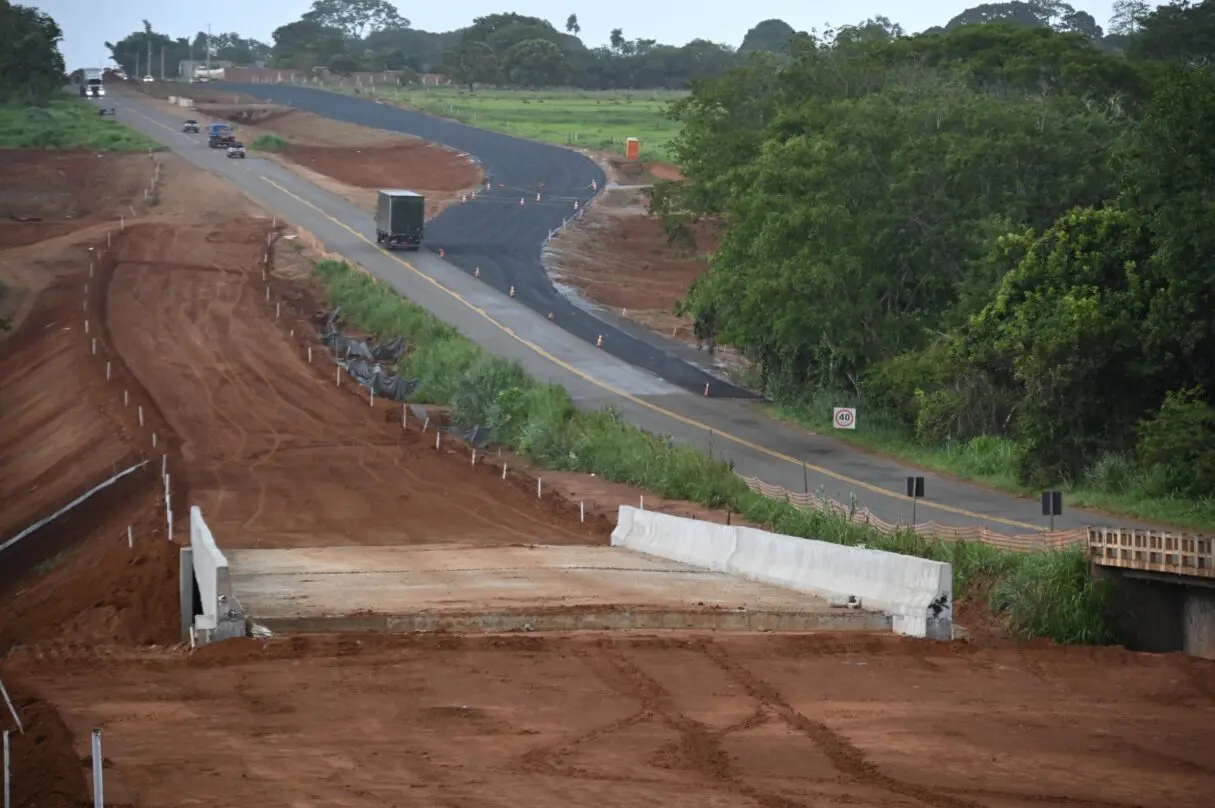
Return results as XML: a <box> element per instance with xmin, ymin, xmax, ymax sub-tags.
<box><xmin>566</xmin><ymin>14</ymin><xmax>580</xmax><ymax>35</ymax></box>
<box><xmin>441</xmin><ymin>39</ymin><xmax>497</xmax><ymax>90</ymax></box>
<box><xmin>610</xmin><ymin>28</ymin><xmax>631</xmax><ymax>54</ymax></box>
<box><xmin>501</xmin><ymin>38</ymin><xmax>569</xmax><ymax>87</ymax></box>
<box><xmin>738</xmin><ymin>19</ymin><xmax>798</xmax><ymax>54</ymax></box>
<box><xmin>1127</xmin><ymin>1</ymin><xmax>1215</xmax><ymax>66</ymax></box>
<box><xmin>1108</xmin><ymin>0</ymin><xmax>1151</xmax><ymax>35</ymax></box>
<box><xmin>0</xmin><ymin>1</ymin><xmax>66</xmax><ymax>103</ymax></box>
<box><xmin>302</xmin><ymin>0</ymin><xmax>408</xmax><ymax>40</ymax></box>
<box><xmin>271</xmin><ymin>18</ymin><xmax>346</xmax><ymax>69</ymax></box>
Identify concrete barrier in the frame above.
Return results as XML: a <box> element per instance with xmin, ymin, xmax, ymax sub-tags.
<box><xmin>611</xmin><ymin>507</ymin><xmax>952</xmax><ymax>639</ymax></box>
<box><xmin>188</xmin><ymin>506</ymin><xmax>245</xmax><ymax>643</ymax></box>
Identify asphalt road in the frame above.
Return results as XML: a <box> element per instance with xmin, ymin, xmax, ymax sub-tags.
<box><xmin>207</xmin><ymin>81</ymin><xmax>760</xmax><ymax>401</ymax></box>
<box><xmin>107</xmin><ymin>90</ymin><xmax>1155</xmax><ymax>535</ymax></box>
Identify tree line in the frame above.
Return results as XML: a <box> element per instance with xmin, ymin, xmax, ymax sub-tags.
<box><xmin>0</xmin><ymin>0</ymin><xmax>66</xmax><ymax>104</ymax></box>
<box><xmin>105</xmin><ymin>1</ymin><xmax>1163</xmax><ymax>90</ymax></box>
<box><xmin>660</xmin><ymin>0</ymin><xmax>1215</xmax><ymax>498</ymax></box>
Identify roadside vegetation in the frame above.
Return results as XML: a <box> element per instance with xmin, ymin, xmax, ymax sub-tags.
<box><xmin>652</xmin><ymin>3</ymin><xmax>1215</xmax><ymax>531</ymax></box>
<box><xmin>0</xmin><ymin>100</ymin><xmax>159</xmax><ymax>150</ymax></box>
<box><xmin>250</xmin><ymin>133</ymin><xmax>290</xmax><ymax>151</ymax></box>
<box><xmin>314</xmin><ymin>257</ymin><xmax>1116</xmax><ymax>646</ymax></box>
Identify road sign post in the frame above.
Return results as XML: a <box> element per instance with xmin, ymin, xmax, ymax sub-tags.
<box><xmin>832</xmin><ymin>407</ymin><xmax>856</xmax><ymax>430</ymax></box>
<box><xmin>1041</xmin><ymin>490</ymin><xmax>1063</xmax><ymax>531</ymax></box>
<box><xmin>906</xmin><ymin>476</ymin><xmax>925</xmax><ymax>525</ymax></box>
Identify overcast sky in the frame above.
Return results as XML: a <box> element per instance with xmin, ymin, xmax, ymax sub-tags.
<box><xmin>32</xmin><ymin>0</ymin><xmax>1151</xmax><ymax>71</ymax></box>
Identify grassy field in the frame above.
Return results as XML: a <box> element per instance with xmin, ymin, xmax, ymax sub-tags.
<box><xmin>313</xmin><ymin>256</ymin><xmax>1117</xmax><ymax>645</ymax></box>
<box><xmin>354</xmin><ymin>85</ymin><xmax>685</xmax><ymax>161</ymax></box>
<box><xmin>773</xmin><ymin>390</ymin><xmax>1215</xmax><ymax>531</ymax></box>
<box><xmin>0</xmin><ymin>98</ymin><xmax>160</xmax><ymax>150</ymax></box>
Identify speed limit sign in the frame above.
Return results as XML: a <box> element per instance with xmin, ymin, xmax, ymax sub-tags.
<box><xmin>833</xmin><ymin>407</ymin><xmax>856</xmax><ymax>430</ymax></box>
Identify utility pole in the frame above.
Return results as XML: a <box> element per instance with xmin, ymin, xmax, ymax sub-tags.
<box><xmin>146</xmin><ymin>38</ymin><xmax>152</xmax><ymax>79</ymax></box>
<box><xmin>188</xmin><ymin>37</ymin><xmax>194</xmax><ymax>80</ymax></box>
<box><xmin>135</xmin><ymin>51</ymin><xmax>140</xmax><ymax>80</ymax></box>
<box><xmin>206</xmin><ymin>24</ymin><xmax>212</xmax><ymax>73</ymax></box>
<box><xmin>160</xmin><ymin>48</ymin><xmax>165</xmax><ymax>80</ymax></box>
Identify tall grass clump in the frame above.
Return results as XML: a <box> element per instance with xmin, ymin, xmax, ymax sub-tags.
<box><xmin>251</xmin><ymin>133</ymin><xmax>290</xmax><ymax>151</ymax></box>
<box><xmin>313</xmin><ymin>258</ymin><xmax>1118</xmax><ymax>645</ymax></box>
<box><xmin>0</xmin><ymin>100</ymin><xmax>161</xmax><ymax>150</ymax></box>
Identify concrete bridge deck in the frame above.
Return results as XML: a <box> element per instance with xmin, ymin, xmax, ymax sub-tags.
<box><xmin>227</xmin><ymin>544</ymin><xmax>890</xmax><ymax>634</ymax></box>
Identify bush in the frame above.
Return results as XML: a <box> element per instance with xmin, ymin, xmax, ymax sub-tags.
<box><xmin>251</xmin><ymin>133</ymin><xmax>290</xmax><ymax>151</ymax></box>
<box><xmin>1137</xmin><ymin>386</ymin><xmax>1215</xmax><ymax>497</ymax></box>
<box><xmin>313</xmin><ymin>258</ymin><xmax>1118</xmax><ymax>645</ymax></box>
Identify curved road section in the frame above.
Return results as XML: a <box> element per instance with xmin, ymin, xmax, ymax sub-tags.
<box><xmin>213</xmin><ymin>82</ymin><xmax>760</xmax><ymax>400</ymax></box>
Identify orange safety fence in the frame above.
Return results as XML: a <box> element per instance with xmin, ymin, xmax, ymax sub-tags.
<box><xmin>738</xmin><ymin>474</ymin><xmax>1088</xmax><ymax>553</ymax></box>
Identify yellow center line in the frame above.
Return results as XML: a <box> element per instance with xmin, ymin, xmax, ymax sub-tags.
<box><xmin>120</xmin><ymin>97</ymin><xmax>1042</xmax><ymax>532</ymax></box>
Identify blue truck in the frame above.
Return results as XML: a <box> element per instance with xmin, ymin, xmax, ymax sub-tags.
<box><xmin>207</xmin><ymin>123</ymin><xmax>235</xmax><ymax>148</ymax></box>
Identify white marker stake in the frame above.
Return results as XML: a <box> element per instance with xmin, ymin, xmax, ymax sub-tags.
<box><xmin>422</xmin><ymin>417</ymin><xmax>429</xmax><ymax>432</ymax></box>
<box><xmin>123</xmin><ymin>389</ymin><xmax>129</xmax><ymax>406</ymax></box>
<box><xmin>0</xmin><ymin>681</ymin><xmax>21</xmax><ymax>734</ymax></box>
<box><xmin>152</xmin><ymin>432</ymin><xmax>157</xmax><ymax>448</ymax></box>
<box><xmin>640</xmin><ymin>495</ymin><xmax>645</xmax><ymax>510</ymax></box>
<box><xmin>307</xmin><ymin>346</ymin><xmax>312</xmax><ymax>363</ymax></box>
<box><xmin>265</xmin><ymin>286</ymin><xmax>269</xmax><ymax>301</ymax></box>
<box><xmin>537</xmin><ymin>478</ymin><xmax>542</xmax><ymax>498</ymax></box>
<box><xmin>502</xmin><ymin>463</ymin><xmax>507</xmax><ymax>480</ymax></box>
<box><xmin>402</xmin><ymin>407</ymin><xmax>407</xmax><ymax>428</ymax></box>
<box><xmin>127</xmin><ymin>526</ymin><xmax>133</xmax><ymax>548</ymax></box>
<box><xmin>138</xmin><ymin>406</ymin><xmax>144</xmax><ymax>427</ymax></box>
<box><xmin>91</xmin><ymin>338</ymin><xmax>97</xmax><ymax>355</ymax></box>
<box><xmin>336</xmin><ymin>367</ymin><xmax>341</xmax><ymax>386</ymax></box>
<box><xmin>369</xmin><ymin>388</ymin><xmax>374</xmax><ymax>407</ymax></box>
<box><xmin>106</xmin><ymin>361</ymin><xmax>111</xmax><ymax>381</ymax></box>
<box><xmin>276</xmin><ymin>301</ymin><xmax>280</xmax><ymax>320</ymax></box>
<box><xmin>91</xmin><ymin>728</ymin><xmax>103</xmax><ymax>808</ymax></box>
<box><xmin>107</xmin><ymin>232</ymin><xmax>111</xmax><ymax>246</ymax></box>
<box><xmin>434</xmin><ymin>432</ymin><xmax>440</xmax><ymax>450</ymax></box>
<box><xmin>84</xmin><ymin>319</ymin><xmax>89</xmax><ymax>334</ymax></box>
<box><xmin>161</xmin><ymin>454</ymin><xmax>167</xmax><ymax>477</ymax></box>
<box><xmin>580</xmin><ymin>501</ymin><xmax>585</xmax><ymax>523</ymax></box>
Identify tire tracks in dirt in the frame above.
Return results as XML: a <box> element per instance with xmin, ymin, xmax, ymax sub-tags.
<box><xmin>699</xmin><ymin>641</ymin><xmax>983</xmax><ymax>808</ymax></box>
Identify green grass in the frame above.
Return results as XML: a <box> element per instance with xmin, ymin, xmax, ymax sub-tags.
<box><xmin>349</xmin><ymin>85</ymin><xmax>685</xmax><ymax>161</ymax></box>
<box><xmin>251</xmin><ymin>133</ymin><xmax>290</xmax><ymax>151</ymax></box>
<box><xmin>0</xmin><ymin>98</ymin><xmax>161</xmax><ymax>150</ymax></box>
<box><xmin>314</xmin><ymin>257</ymin><xmax>1118</xmax><ymax>645</ymax></box>
<box><xmin>772</xmin><ymin>390</ymin><xmax>1215</xmax><ymax>531</ymax></box>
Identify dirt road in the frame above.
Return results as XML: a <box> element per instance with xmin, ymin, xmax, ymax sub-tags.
<box><xmin>6</xmin><ymin>633</ymin><xmax>1214</xmax><ymax>807</ymax></box>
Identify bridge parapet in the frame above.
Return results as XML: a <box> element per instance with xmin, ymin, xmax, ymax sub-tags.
<box><xmin>1088</xmin><ymin>527</ymin><xmax>1214</xmax><ymax>580</ymax></box>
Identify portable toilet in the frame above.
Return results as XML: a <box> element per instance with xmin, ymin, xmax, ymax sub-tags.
<box><xmin>625</xmin><ymin>137</ymin><xmax>640</xmax><ymax>160</ymax></box>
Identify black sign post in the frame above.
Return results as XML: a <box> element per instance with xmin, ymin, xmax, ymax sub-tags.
<box><xmin>1041</xmin><ymin>490</ymin><xmax>1063</xmax><ymax>531</ymax></box>
<box><xmin>906</xmin><ymin>476</ymin><xmax>925</xmax><ymax>525</ymax></box>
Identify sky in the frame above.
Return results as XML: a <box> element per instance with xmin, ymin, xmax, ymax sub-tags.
<box><xmin>32</xmin><ymin>0</ymin><xmax>1152</xmax><ymax>72</ymax></box>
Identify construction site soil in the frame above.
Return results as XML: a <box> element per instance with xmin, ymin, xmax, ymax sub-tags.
<box><xmin>3</xmin><ymin>145</ymin><xmax>1214</xmax><ymax>807</ymax></box>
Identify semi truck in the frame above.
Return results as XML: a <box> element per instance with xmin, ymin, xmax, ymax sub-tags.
<box><xmin>72</xmin><ymin>67</ymin><xmax>105</xmax><ymax>97</ymax></box>
<box><xmin>375</xmin><ymin>190</ymin><xmax>425</xmax><ymax>250</ymax></box>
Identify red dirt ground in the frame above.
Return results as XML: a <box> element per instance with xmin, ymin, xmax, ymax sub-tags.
<box><xmin>5</xmin><ymin>134</ymin><xmax>1215</xmax><ymax>808</ymax></box>
<box><xmin>545</xmin><ymin>187</ymin><xmax>720</xmax><ymax>342</ymax></box>
<box><xmin>4</xmin><ymin>633</ymin><xmax>1214</xmax><ymax>806</ymax></box>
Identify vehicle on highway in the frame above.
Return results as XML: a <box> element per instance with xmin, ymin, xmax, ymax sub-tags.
<box><xmin>142</xmin><ymin>75</ymin><xmax>154</xmax><ymax>83</ymax></box>
<box><xmin>98</xmin><ymin>107</ymin><xmax>116</xmax><ymax>116</ymax></box>
<box><xmin>374</xmin><ymin>190</ymin><xmax>425</xmax><ymax>251</ymax></box>
<box><xmin>70</xmin><ymin>67</ymin><xmax>105</xmax><ymax>97</ymax></box>
<box><xmin>226</xmin><ymin>142</ymin><xmax>246</xmax><ymax>159</ymax></box>
<box><xmin>182</xmin><ymin>119</ymin><xmax>200</xmax><ymax>133</ymax></box>
<box><xmin>207</xmin><ymin>122</ymin><xmax>235</xmax><ymax>148</ymax></box>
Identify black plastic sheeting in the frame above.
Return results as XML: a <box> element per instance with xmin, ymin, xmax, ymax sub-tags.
<box><xmin>319</xmin><ymin>309</ymin><xmax>490</xmax><ymax>449</ymax></box>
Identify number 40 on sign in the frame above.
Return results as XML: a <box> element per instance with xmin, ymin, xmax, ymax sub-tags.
<box><xmin>833</xmin><ymin>407</ymin><xmax>857</xmax><ymax>430</ymax></box>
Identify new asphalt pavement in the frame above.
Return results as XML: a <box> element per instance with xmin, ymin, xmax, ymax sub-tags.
<box><xmin>106</xmin><ymin>88</ymin><xmax>1156</xmax><ymax>535</ymax></box>
<box><xmin>211</xmin><ymin>81</ymin><xmax>760</xmax><ymax>401</ymax></box>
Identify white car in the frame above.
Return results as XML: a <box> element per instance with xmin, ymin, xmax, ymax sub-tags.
<box><xmin>142</xmin><ymin>75</ymin><xmax>154</xmax><ymax>83</ymax></box>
